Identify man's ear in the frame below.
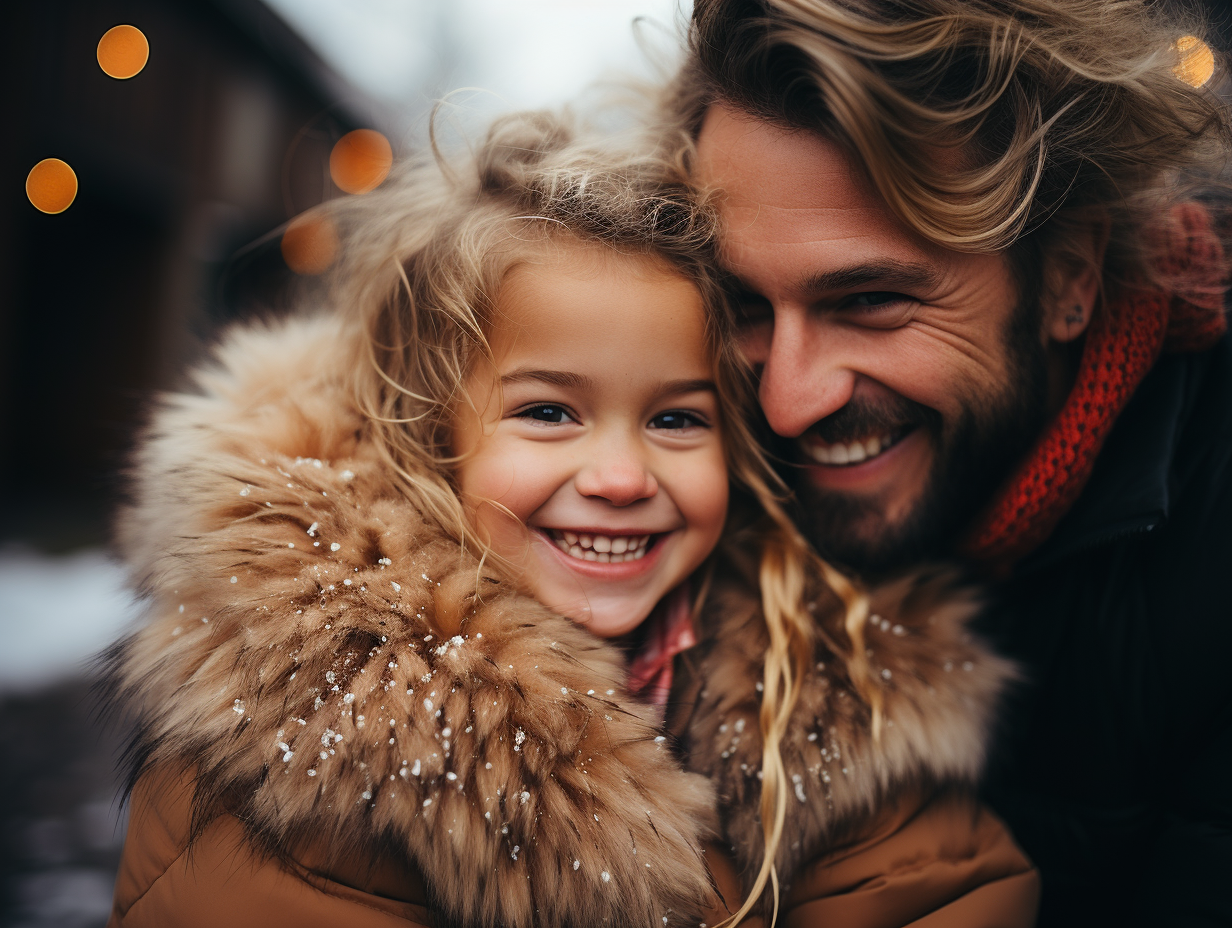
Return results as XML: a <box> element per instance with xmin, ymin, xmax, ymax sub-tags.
<box><xmin>1041</xmin><ymin>220</ymin><xmax>1110</xmax><ymax>344</ymax></box>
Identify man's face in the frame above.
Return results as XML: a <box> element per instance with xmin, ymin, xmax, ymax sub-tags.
<box><xmin>696</xmin><ymin>104</ymin><xmax>1052</xmax><ymax>572</ymax></box>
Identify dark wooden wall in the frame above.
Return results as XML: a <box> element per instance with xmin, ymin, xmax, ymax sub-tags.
<box><xmin>0</xmin><ymin>0</ymin><xmax>378</xmax><ymax>550</ymax></box>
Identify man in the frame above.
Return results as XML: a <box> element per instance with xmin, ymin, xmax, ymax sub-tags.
<box><xmin>677</xmin><ymin>0</ymin><xmax>1232</xmax><ymax>924</ymax></box>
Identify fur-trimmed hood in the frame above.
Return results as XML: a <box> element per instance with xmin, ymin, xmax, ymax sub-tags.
<box><xmin>109</xmin><ymin>314</ymin><xmax>719</xmax><ymax>928</ymax></box>
<box><xmin>677</xmin><ymin>533</ymin><xmax>1014</xmax><ymax>894</ymax></box>
<box><xmin>110</xmin><ymin>312</ymin><xmax>1019</xmax><ymax>926</ymax></box>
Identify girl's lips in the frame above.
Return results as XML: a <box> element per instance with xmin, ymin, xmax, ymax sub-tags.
<box><xmin>532</xmin><ymin>528</ymin><xmax>669</xmax><ymax>580</ymax></box>
<box><xmin>544</xmin><ymin>528</ymin><xmax>652</xmax><ymax>562</ymax></box>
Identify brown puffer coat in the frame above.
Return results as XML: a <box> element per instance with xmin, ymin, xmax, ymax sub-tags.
<box><xmin>676</xmin><ymin>549</ymin><xmax>1041</xmax><ymax>927</ymax></box>
<box><xmin>106</xmin><ymin>315</ymin><xmax>1038</xmax><ymax>928</ymax></box>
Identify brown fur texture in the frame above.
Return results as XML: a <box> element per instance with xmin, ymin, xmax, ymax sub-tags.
<box><xmin>110</xmin><ymin>315</ymin><xmax>719</xmax><ymax>928</ymax></box>
<box><xmin>676</xmin><ymin>535</ymin><xmax>1015</xmax><ymax>895</ymax></box>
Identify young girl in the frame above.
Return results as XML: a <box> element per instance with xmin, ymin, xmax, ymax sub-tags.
<box><xmin>106</xmin><ymin>111</ymin><xmax>1034</xmax><ymax>928</ymax></box>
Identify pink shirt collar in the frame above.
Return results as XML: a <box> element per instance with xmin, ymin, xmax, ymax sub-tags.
<box><xmin>626</xmin><ymin>584</ymin><xmax>697</xmax><ymax>707</ymax></box>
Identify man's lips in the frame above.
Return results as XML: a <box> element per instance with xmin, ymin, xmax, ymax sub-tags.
<box><xmin>800</xmin><ymin>426</ymin><xmax>914</xmax><ymax>466</ymax></box>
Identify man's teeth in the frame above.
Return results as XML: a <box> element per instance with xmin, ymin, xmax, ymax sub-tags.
<box><xmin>806</xmin><ymin>433</ymin><xmax>894</xmax><ymax>466</ymax></box>
<box><xmin>549</xmin><ymin>530</ymin><xmax>652</xmax><ymax>563</ymax></box>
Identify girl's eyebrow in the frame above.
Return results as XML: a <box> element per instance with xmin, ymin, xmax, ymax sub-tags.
<box><xmin>500</xmin><ymin>368</ymin><xmax>594</xmax><ymax>389</ymax></box>
<box><xmin>500</xmin><ymin>370</ymin><xmax>716</xmax><ymax>398</ymax></box>
<box><xmin>657</xmin><ymin>378</ymin><xmax>717</xmax><ymax>398</ymax></box>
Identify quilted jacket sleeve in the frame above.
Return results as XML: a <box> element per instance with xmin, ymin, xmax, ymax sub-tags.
<box><xmin>781</xmin><ymin>791</ymin><xmax>1037</xmax><ymax>928</ymax></box>
<box><xmin>705</xmin><ymin>791</ymin><xmax>1038</xmax><ymax>928</ymax></box>
<box><xmin>108</xmin><ymin>767</ymin><xmax>433</xmax><ymax>928</ymax></box>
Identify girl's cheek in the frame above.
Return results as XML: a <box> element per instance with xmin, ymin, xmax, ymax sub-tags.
<box><xmin>681</xmin><ymin>450</ymin><xmax>730</xmax><ymax>548</ymax></box>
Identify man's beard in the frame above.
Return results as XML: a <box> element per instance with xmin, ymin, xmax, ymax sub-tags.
<box><xmin>784</xmin><ymin>302</ymin><xmax>1051</xmax><ymax>576</ymax></box>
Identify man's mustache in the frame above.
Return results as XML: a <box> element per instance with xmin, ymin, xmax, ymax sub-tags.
<box><xmin>806</xmin><ymin>394</ymin><xmax>939</xmax><ymax>445</ymax></box>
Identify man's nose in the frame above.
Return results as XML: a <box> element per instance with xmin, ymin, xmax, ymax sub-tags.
<box><xmin>757</xmin><ymin>307</ymin><xmax>856</xmax><ymax>437</ymax></box>
<box><xmin>574</xmin><ymin>442</ymin><xmax>659</xmax><ymax>507</ymax></box>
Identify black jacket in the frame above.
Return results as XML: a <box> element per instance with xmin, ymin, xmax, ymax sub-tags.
<box><xmin>978</xmin><ymin>332</ymin><xmax>1232</xmax><ymax>927</ymax></box>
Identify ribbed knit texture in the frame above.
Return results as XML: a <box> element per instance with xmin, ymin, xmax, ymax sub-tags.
<box><xmin>964</xmin><ymin>204</ymin><xmax>1229</xmax><ymax>568</ymax></box>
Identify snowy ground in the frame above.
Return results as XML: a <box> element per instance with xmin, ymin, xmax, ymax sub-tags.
<box><xmin>0</xmin><ymin>549</ymin><xmax>139</xmax><ymax>927</ymax></box>
<box><xmin>0</xmin><ymin>549</ymin><xmax>140</xmax><ymax>695</ymax></box>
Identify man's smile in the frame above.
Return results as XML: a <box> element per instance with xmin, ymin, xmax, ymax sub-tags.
<box><xmin>800</xmin><ymin>426</ymin><xmax>913</xmax><ymax>466</ymax></box>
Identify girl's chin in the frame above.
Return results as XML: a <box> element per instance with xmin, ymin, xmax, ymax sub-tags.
<box><xmin>574</xmin><ymin>602</ymin><xmax>657</xmax><ymax>639</ymax></box>
<box><xmin>514</xmin><ymin>530</ymin><xmax>695</xmax><ymax>638</ymax></box>
<box><xmin>535</xmin><ymin>584</ymin><xmax>661</xmax><ymax>638</ymax></box>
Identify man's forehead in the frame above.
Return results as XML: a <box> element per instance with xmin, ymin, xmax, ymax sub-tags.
<box><xmin>697</xmin><ymin>105</ymin><xmax>869</xmax><ymax>207</ymax></box>
<box><xmin>696</xmin><ymin>104</ymin><xmax>936</xmax><ymax>290</ymax></box>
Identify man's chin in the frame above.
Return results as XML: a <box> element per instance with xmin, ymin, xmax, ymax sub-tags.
<box><xmin>793</xmin><ymin>485</ymin><xmax>957</xmax><ymax>577</ymax></box>
<box><xmin>802</xmin><ymin>515</ymin><xmax>920</xmax><ymax>575</ymax></box>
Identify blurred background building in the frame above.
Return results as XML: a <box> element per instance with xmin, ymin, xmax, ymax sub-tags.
<box><xmin>0</xmin><ymin>1</ymin><xmax>683</xmax><ymax>924</ymax></box>
<box><xmin>0</xmin><ymin>0</ymin><xmax>1227</xmax><ymax>925</ymax></box>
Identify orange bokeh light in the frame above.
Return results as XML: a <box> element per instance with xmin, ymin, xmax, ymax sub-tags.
<box><xmin>281</xmin><ymin>212</ymin><xmax>339</xmax><ymax>275</ymax></box>
<box><xmin>1173</xmin><ymin>35</ymin><xmax>1215</xmax><ymax>88</ymax></box>
<box><xmin>330</xmin><ymin>129</ymin><xmax>393</xmax><ymax>195</ymax></box>
<box><xmin>26</xmin><ymin>159</ymin><xmax>78</xmax><ymax>214</ymax></box>
<box><xmin>97</xmin><ymin>25</ymin><xmax>149</xmax><ymax>80</ymax></box>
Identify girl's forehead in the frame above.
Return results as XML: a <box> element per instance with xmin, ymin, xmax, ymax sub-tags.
<box><xmin>486</xmin><ymin>244</ymin><xmax>713</xmax><ymax>379</ymax></box>
<box><xmin>502</xmin><ymin>238</ymin><xmax>684</xmax><ymax>286</ymax></box>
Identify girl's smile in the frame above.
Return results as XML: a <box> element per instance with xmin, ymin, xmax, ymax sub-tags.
<box><xmin>540</xmin><ymin>528</ymin><xmax>654</xmax><ymax>563</ymax></box>
<box><xmin>452</xmin><ymin>243</ymin><xmax>728</xmax><ymax>638</ymax></box>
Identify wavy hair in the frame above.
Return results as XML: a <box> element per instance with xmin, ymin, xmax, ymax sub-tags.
<box><xmin>670</xmin><ymin>0</ymin><xmax>1231</xmax><ymax>297</ymax></box>
<box><xmin>655</xmin><ymin>1</ymin><xmax>1231</xmax><ymax>919</ymax></box>
<box><xmin>317</xmin><ymin>108</ymin><xmax>866</xmax><ymax>922</ymax></box>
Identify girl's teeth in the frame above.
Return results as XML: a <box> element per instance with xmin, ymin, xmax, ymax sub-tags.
<box><xmin>548</xmin><ymin>530</ymin><xmax>654</xmax><ymax>563</ymax></box>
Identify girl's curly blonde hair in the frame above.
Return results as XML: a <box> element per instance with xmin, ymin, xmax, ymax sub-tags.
<box><xmin>319</xmin><ymin>107</ymin><xmax>864</xmax><ymax>925</ymax></box>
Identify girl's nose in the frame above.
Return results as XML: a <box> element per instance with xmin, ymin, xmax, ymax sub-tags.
<box><xmin>574</xmin><ymin>454</ymin><xmax>659</xmax><ymax>507</ymax></box>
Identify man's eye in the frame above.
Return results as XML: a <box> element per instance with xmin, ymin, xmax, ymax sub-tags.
<box><xmin>841</xmin><ymin>292</ymin><xmax>916</xmax><ymax>327</ymax></box>
<box><xmin>731</xmin><ymin>291</ymin><xmax>774</xmax><ymax>328</ymax></box>
<box><xmin>517</xmin><ymin>405</ymin><xmax>574</xmax><ymax>424</ymax></box>
<box><xmin>649</xmin><ymin>411</ymin><xmax>707</xmax><ymax>431</ymax></box>
<box><xmin>848</xmin><ymin>291</ymin><xmax>908</xmax><ymax>307</ymax></box>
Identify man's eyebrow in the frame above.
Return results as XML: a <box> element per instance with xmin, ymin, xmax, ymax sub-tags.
<box><xmin>801</xmin><ymin>261</ymin><xmax>941</xmax><ymax>294</ymax></box>
<box><xmin>499</xmin><ymin>369</ymin><xmax>595</xmax><ymax>390</ymax></box>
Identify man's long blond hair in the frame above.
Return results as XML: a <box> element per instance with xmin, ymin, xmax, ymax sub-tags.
<box><xmin>320</xmin><ymin>109</ymin><xmax>870</xmax><ymax>922</ymax></box>
<box><xmin>672</xmin><ymin>0</ymin><xmax>1231</xmax><ymax>297</ymax></box>
<box><xmin>655</xmin><ymin>0</ymin><xmax>1229</xmax><ymax>917</ymax></box>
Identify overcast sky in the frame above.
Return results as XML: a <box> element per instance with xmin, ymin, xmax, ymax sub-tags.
<box><xmin>264</xmin><ymin>0</ymin><xmax>693</xmax><ymax>123</ymax></box>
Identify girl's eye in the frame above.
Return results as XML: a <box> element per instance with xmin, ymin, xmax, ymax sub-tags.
<box><xmin>649</xmin><ymin>411</ymin><xmax>707</xmax><ymax>431</ymax></box>
<box><xmin>517</xmin><ymin>404</ymin><xmax>574</xmax><ymax>424</ymax></box>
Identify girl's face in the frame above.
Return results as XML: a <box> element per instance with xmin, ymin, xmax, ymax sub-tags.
<box><xmin>453</xmin><ymin>244</ymin><xmax>728</xmax><ymax>638</ymax></box>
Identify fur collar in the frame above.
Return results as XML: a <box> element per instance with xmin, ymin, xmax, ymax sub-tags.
<box><xmin>110</xmin><ymin>315</ymin><xmax>718</xmax><ymax>928</ymax></box>
<box><xmin>675</xmin><ymin>537</ymin><xmax>1014</xmax><ymax>892</ymax></box>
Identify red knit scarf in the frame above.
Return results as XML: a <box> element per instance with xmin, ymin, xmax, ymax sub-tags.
<box><xmin>963</xmin><ymin>203</ymin><xmax>1229</xmax><ymax>569</ymax></box>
